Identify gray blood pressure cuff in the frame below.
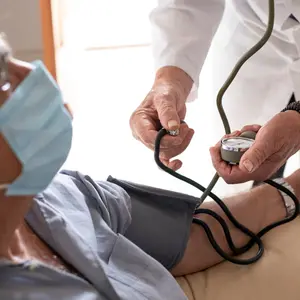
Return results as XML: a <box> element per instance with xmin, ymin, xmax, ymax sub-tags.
<box><xmin>107</xmin><ymin>176</ymin><xmax>199</xmax><ymax>270</ymax></box>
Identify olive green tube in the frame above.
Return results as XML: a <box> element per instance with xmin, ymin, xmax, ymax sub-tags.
<box><xmin>200</xmin><ymin>0</ymin><xmax>274</xmax><ymax>201</ymax></box>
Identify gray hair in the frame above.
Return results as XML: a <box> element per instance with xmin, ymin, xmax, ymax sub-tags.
<box><xmin>0</xmin><ymin>33</ymin><xmax>11</xmax><ymax>89</ymax></box>
<box><xmin>0</xmin><ymin>33</ymin><xmax>11</xmax><ymax>57</ymax></box>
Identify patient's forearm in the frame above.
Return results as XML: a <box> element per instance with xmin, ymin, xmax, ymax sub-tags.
<box><xmin>171</xmin><ymin>171</ymin><xmax>300</xmax><ymax>276</ymax></box>
<box><xmin>195</xmin><ymin>185</ymin><xmax>285</xmax><ymax>260</ymax></box>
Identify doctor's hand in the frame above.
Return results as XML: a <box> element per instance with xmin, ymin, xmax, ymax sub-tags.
<box><xmin>210</xmin><ymin>111</ymin><xmax>300</xmax><ymax>184</ymax></box>
<box><xmin>130</xmin><ymin>66</ymin><xmax>194</xmax><ymax>171</ymax></box>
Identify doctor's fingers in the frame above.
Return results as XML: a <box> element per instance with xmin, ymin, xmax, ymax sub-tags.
<box><xmin>209</xmin><ymin>140</ymin><xmax>277</xmax><ymax>183</ymax></box>
<box><xmin>209</xmin><ymin>145</ymin><xmax>252</xmax><ymax>183</ymax></box>
<box><xmin>157</xmin><ymin>128</ymin><xmax>194</xmax><ymax>162</ymax></box>
<box><xmin>160</xmin><ymin>158</ymin><xmax>183</xmax><ymax>171</ymax></box>
<box><xmin>131</xmin><ymin>112</ymin><xmax>193</xmax><ymax>149</ymax></box>
<box><xmin>209</xmin><ymin>131</ymin><xmax>242</xmax><ymax>182</ymax></box>
<box><xmin>209</xmin><ymin>130</ymin><xmax>241</xmax><ymax>167</ymax></box>
<box><xmin>240</xmin><ymin>124</ymin><xmax>261</xmax><ymax>134</ymax></box>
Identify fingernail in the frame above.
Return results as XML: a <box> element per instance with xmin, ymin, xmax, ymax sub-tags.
<box><xmin>243</xmin><ymin>160</ymin><xmax>254</xmax><ymax>173</ymax></box>
<box><xmin>174</xmin><ymin>162</ymin><xmax>181</xmax><ymax>170</ymax></box>
<box><xmin>168</xmin><ymin>120</ymin><xmax>178</xmax><ymax>129</ymax></box>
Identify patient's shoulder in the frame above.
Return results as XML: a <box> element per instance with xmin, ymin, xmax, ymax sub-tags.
<box><xmin>32</xmin><ymin>170</ymin><xmax>132</xmax><ymax>234</ymax></box>
<box><xmin>57</xmin><ymin>170</ymin><xmax>131</xmax><ymax>212</ymax></box>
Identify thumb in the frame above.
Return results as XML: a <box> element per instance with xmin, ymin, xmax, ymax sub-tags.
<box><xmin>239</xmin><ymin>142</ymin><xmax>269</xmax><ymax>173</ymax></box>
<box><xmin>154</xmin><ymin>97</ymin><xmax>181</xmax><ymax>131</ymax></box>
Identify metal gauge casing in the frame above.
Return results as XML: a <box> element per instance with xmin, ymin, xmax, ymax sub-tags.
<box><xmin>221</xmin><ymin>136</ymin><xmax>255</xmax><ymax>164</ymax></box>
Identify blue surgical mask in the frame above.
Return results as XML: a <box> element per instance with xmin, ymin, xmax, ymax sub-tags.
<box><xmin>0</xmin><ymin>60</ymin><xmax>73</xmax><ymax>195</ymax></box>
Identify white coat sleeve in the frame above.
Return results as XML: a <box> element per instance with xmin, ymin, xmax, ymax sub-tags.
<box><xmin>150</xmin><ymin>0</ymin><xmax>225</xmax><ymax>100</ymax></box>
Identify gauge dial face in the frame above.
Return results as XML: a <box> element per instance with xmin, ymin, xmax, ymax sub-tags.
<box><xmin>221</xmin><ymin>137</ymin><xmax>254</xmax><ymax>151</ymax></box>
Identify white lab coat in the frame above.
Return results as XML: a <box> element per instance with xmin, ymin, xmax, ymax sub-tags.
<box><xmin>150</xmin><ymin>0</ymin><xmax>300</xmax><ymax>196</ymax></box>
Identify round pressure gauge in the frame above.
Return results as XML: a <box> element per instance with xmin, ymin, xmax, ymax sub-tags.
<box><xmin>221</xmin><ymin>131</ymin><xmax>256</xmax><ymax>164</ymax></box>
<box><xmin>221</xmin><ymin>137</ymin><xmax>254</xmax><ymax>152</ymax></box>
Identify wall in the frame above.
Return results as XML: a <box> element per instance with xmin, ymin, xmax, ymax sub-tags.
<box><xmin>56</xmin><ymin>0</ymin><xmax>155</xmax><ymax>50</ymax></box>
<box><xmin>81</xmin><ymin>0</ymin><xmax>154</xmax><ymax>49</ymax></box>
<box><xmin>0</xmin><ymin>0</ymin><xmax>43</xmax><ymax>61</ymax></box>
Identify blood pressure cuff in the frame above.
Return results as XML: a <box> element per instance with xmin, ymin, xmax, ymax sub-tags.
<box><xmin>107</xmin><ymin>176</ymin><xmax>199</xmax><ymax>270</ymax></box>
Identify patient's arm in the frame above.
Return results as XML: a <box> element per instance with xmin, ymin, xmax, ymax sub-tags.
<box><xmin>171</xmin><ymin>169</ymin><xmax>300</xmax><ymax>276</ymax></box>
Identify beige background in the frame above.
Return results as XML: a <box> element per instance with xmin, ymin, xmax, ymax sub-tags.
<box><xmin>1</xmin><ymin>0</ymin><xmax>44</xmax><ymax>61</ymax></box>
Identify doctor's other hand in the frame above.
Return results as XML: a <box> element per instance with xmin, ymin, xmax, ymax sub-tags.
<box><xmin>210</xmin><ymin>111</ymin><xmax>300</xmax><ymax>184</ymax></box>
<box><xmin>130</xmin><ymin>66</ymin><xmax>194</xmax><ymax>171</ymax></box>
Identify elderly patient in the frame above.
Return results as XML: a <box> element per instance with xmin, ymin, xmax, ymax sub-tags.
<box><xmin>0</xmin><ymin>55</ymin><xmax>299</xmax><ymax>299</ymax></box>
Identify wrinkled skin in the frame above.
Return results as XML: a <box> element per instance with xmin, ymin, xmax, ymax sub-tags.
<box><xmin>210</xmin><ymin>111</ymin><xmax>300</xmax><ymax>184</ymax></box>
<box><xmin>130</xmin><ymin>81</ymin><xmax>194</xmax><ymax>171</ymax></box>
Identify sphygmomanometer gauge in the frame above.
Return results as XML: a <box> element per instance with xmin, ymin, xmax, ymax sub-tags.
<box><xmin>221</xmin><ymin>136</ymin><xmax>255</xmax><ymax>165</ymax></box>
